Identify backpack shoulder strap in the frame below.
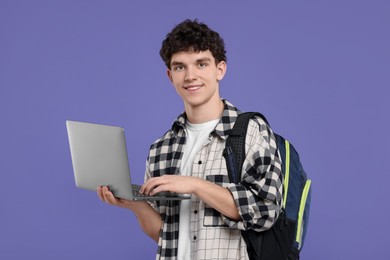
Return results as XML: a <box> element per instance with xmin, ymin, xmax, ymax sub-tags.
<box><xmin>225</xmin><ymin>112</ymin><xmax>269</xmax><ymax>183</ymax></box>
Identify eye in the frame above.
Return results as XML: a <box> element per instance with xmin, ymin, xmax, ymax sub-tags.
<box><xmin>174</xmin><ymin>65</ymin><xmax>184</xmax><ymax>72</ymax></box>
<box><xmin>198</xmin><ymin>63</ymin><xmax>207</xmax><ymax>68</ymax></box>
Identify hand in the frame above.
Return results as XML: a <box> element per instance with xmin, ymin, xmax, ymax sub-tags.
<box><xmin>140</xmin><ymin>175</ymin><xmax>201</xmax><ymax>196</ymax></box>
<box><xmin>97</xmin><ymin>186</ymin><xmax>145</xmax><ymax>210</ymax></box>
<box><xmin>141</xmin><ymin>175</ymin><xmax>240</xmax><ymax>220</ymax></box>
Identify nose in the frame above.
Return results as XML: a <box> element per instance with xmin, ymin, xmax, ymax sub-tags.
<box><xmin>185</xmin><ymin>66</ymin><xmax>197</xmax><ymax>82</ymax></box>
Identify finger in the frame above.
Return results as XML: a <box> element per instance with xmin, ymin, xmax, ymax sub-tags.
<box><xmin>139</xmin><ymin>183</ymin><xmax>145</xmax><ymax>194</ymax></box>
<box><xmin>142</xmin><ymin>177</ymin><xmax>165</xmax><ymax>195</ymax></box>
<box><xmin>101</xmin><ymin>186</ymin><xmax>114</xmax><ymax>204</ymax></box>
<box><xmin>97</xmin><ymin>186</ymin><xmax>105</xmax><ymax>201</ymax></box>
<box><xmin>99</xmin><ymin>186</ymin><xmax>111</xmax><ymax>203</ymax></box>
<box><xmin>150</xmin><ymin>183</ymin><xmax>175</xmax><ymax>196</ymax></box>
<box><xmin>103</xmin><ymin>189</ymin><xmax>118</xmax><ymax>205</ymax></box>
<box><xmin>140</xmin><ymin>178</ymin><xmax>153</xmax><ymax>195</ymax></box>
<box><xmin>105</xmin><ymin>192</ymin><xmax>117</xmax><ymax>204</ymax></box>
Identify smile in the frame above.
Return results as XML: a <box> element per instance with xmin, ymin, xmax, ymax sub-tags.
<box><xmin>184</xmin><ymin>85</ymin><xmax>203</xmax><ymax>91</ymax></box>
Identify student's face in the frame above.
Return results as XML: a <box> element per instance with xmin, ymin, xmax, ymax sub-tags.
<box><xmin>167</xmin><ymin>50</ymin><xmax>226</xmax><ymax>109</ymax></box>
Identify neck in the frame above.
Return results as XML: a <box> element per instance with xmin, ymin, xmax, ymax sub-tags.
<box><xmin>184</xmin><ymin>99</ymin><xmax>224</xmax><ymax>124</ymax></box>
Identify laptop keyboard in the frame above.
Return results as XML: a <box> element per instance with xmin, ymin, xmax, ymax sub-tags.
<box><xmin>132</xmin><ymin>190</ymin><xmax>147</xmax><ymax>197</ymax></box>
<box><xmin>131</xmin><ymin>184</ymin><xmax>146</xmax><ymax>197</ymax></box>
<box><xmin>131</xmin><ymin>184</ymin><xmax>190</xmax><ymax>199</ymax></box>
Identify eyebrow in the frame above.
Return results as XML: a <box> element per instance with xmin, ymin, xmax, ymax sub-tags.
<box><xmin>170</xmin><ymin>61</ymin><xmax>184</xmax><ymax>66</ymax></box>
<box><xmin>170</xmin><ymin>57</ymin><xmax>212</xmax><ymax>67</ymax></box>
<box><xmin>196</xmin><ymin>57</ymin><xmax>212</xmax><ymax>63</ymax></box>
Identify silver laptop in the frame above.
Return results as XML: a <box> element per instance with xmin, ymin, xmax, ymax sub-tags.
<box><xmin>66</xmin><ymin>120</ymin><xmax>190</xmax><ymax>201</ymax></box>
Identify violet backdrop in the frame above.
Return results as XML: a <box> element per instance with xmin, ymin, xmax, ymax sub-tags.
<box><xmin>1</xmin><ymin>1</ymin><xmax>389</xmax><ymax>259</ymax></box>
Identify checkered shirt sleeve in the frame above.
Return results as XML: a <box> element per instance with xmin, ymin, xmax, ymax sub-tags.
<box><xmin>224</xmin><ymin>116</ymin><xmax>283</xmax><ymax>232</ymax></box>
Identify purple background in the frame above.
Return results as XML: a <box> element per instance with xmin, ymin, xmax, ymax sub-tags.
<box><xmin>1</xmin><ymin>1</ymin><xmax>389</xmax><ymax>259</ymax></box>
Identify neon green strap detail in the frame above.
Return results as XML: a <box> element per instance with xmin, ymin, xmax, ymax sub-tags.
<box><xmin>282</xmin><ymin>140</ymin><xmax>290</xmax><ymax>208</ymax></box>
<box><xmin>296</xmin><ymin>179</ymin><xmax>312</xmax><ymax>249</ymax></box>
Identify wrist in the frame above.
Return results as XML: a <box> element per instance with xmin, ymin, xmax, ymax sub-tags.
<box><xmin>192</xmin><ymin>178</ymin><xmax>210</xmax><ymax>197</ymax></box>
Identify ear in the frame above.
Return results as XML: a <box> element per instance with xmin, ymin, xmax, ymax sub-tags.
<box><xmin>166</xmin><ymin>69</ymin><xmax>174</xmax><ymax>83</ymax></box>
<box><xmin>216</xmin><ymin>61</ymin><xmax>227</xmax><ymax>81</ymax></box>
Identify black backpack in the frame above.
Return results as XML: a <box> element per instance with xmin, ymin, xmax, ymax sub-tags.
<box><xmin>223</xmin><ymin>112</ymin><xmax>311</xmax><ymax>260</ymax></box>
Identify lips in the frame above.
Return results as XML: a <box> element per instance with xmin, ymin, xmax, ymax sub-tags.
<box><xmin>184</xmin><ymin>85</ymin><xmax>203</xmax><ymax>91</ymax></box>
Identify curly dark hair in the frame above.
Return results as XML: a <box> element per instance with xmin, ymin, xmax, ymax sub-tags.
<box><xmin>159</xmin><ymin>19</ymin><xmax>227</xmax><ymax>68</ymax></box>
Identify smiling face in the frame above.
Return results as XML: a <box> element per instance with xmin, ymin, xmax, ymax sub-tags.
<box><xmin>167</xmin><ymin>50</ymin><xmax>227</xmax><ymax>111</ymax></box>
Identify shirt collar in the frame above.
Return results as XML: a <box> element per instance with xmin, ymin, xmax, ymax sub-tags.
<box><xmin>171</xmin><ymin>99</ymin><xmax>241</xmax><ymax>140</ymax></box>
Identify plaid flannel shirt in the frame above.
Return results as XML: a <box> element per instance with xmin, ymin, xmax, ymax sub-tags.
<box><xmin>145</xmin><ymin>100</ymin><xmax>283</xmax><ymax>260</ymax></box>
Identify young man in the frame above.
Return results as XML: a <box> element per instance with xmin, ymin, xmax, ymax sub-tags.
<box><xmin>97</xmin><ymin>19</ymin><xmax>283</xmax><ymax>260</ymax></box>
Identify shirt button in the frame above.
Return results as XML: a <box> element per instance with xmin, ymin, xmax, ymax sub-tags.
<box><xmin>194</xmin><ymin>210</ymin><xmax>198</xmax><ymax>214</ymax></box>
<box><xmin>193</xmin><ymin>236</ymin><xmax>197</xmax><ymax>240</ymax></box>
<box><xmin>198</xmin><ymin>160</ymin><xmax>202</xmax><ymax>164</ymax></box>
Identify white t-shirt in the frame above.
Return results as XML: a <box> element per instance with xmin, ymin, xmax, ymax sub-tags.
<box><xmin>177</xmin><ymin>119</ymin><xmax>220</xmax><ymax>260</ymax></box>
